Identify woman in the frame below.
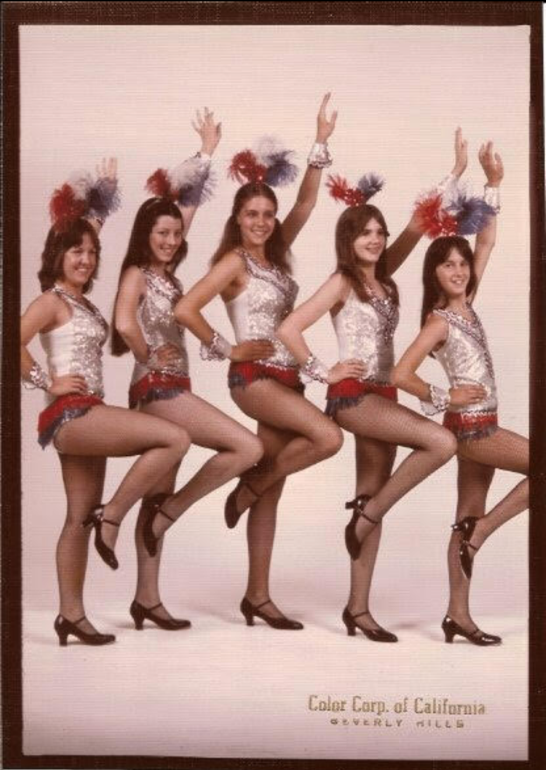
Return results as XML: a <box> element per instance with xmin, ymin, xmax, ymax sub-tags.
<box><xmin>112</xmin><ymin>111</ymin><xmax>263</xmax><ymax>630</ymax></box>
<box><xmin>175</xmin><ymin>94</ymin><xmax>342</xmax><ymax>630</ymax></box>
<box><xmin>21</xmin><ymin>160</ymin><xmax>191</xmax><ymax>645</ymax></box>
<box><xmin>277</xmin><ymin>133</ymin><xmax>468</xmax><ymax>641</ymax></box>
<box><xmin>393</xmin><ymin>143</ymin><xmax>524</xmax><ymax>645</ymax></box>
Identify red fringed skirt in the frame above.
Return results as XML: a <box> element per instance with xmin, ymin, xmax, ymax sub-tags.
<box><xmin>129</xmin><ymin>372</ymin><xmax>192</xmax><ymax>409</ymax></box>
<box><xmin>443</xmin><ymin>410</ymin><xmax>498</xmax><ymax>442</ymax></box>
<box><xmin>228</xmin><ymin>362</ymin><xmax>304</xmax><ymax>393</ymax></box>
<box><xmin>325</xmin><ymin>379</ymin><xmax>397</xmax><ymax>417</ymax></box>
<box><xmin>38</xmin><ymin>394</ymin><xmax>104</xmax><ymax>449</ymax></box>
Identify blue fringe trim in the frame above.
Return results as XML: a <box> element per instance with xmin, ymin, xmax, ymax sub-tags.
<box><xmin>454</xmin><ymin>423</ymin><xmax>499</xmax><ymax>443</ymax></box>
<box><xmin>130</xmin><ymin>386</ymin><xmax>189</xmax><ymax>410</ymax></box>
<box><xmin>325</xmin><ymin>392</ymin><xmax>373</xmax><ymax>417</ymax></box>
<box><xmin>38</xmin><ymin>406</ymin><xmax>95</xmax><ymax>449</ymax></box>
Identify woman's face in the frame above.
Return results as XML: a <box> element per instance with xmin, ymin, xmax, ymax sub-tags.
<box><xmin>435</xmin><ymin>248</ymin><xmax>471</xmax><ymax>299</ymax></box>
<box><xmin>236</xmin><ymin>196</ymin><xmax>277</xmax><ymax>249</ymax></box>
<box><xmin>60</xmin><ymin>232</ymin><xmax>98</xmax><ymax>290</ymax></box>
<box><xmin>148</xmin><ymin>215</ymin><xmax>184</xmax><ymax>267</ymax></box>
<box><xmin>352</xmin><ymin>218</ymin><xmax>387</xmax><ymax>265</ymax></box>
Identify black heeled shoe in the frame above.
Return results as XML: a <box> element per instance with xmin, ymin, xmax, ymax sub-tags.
<box><xmin>54</xmin><ymin>615</ymin><xmax>116</xmax><ymax>647</ymax></box>
<box><xmin>344</xmin><ymin>495</ymin><xmax>378</xmax><ymax>560</ymax></box>
<box><xmin>441</xmin><ymin>615</ymin><xmax>501</xmax><ymax>646</ymax></box>
<box><xmin>225</xmin><ymin>479</ymin><xmax>261</xmax><ymax>529</ymax></box>
<box><xmin>142</xmin><ymin>493</ymin><xmax>175</xmax><ymax>558</ymax></box>
<box><xmin>82</xmin><ymin>506</ymin><xmax>120</xmax><ymax>570</ymax></box>
<box><xmin>240</xmin><ymin>597</ymin><xmax>304</xmax><ymax>630</ymax></box>
<box><xmin>342</xmin><ymin>607</ymin><xmax>398</xmax><ymax>642</ymax></box>
<box><xmin>451</xmin><ymin>516</ymin><xmax>479</xmax><ymax>579</ymax></box>
<box><xmin>130</xmin><ymin>600</ymin><xmax>191</xmax><ymax>631</ymax></box>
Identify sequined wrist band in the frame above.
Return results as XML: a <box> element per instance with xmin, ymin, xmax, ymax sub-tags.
<box><xmin>307</xmin><ymin>142</ymin><xmax>332</xmax><ymax>169</ymax></box>
<box><xmin>200</xmin><ymin>330</ymin><xmax>233</xmax><ymax>361</ymax></box>
<box><xmin>420</xmin><ymin>384</ymin><xmax>451</xmax><ymax>416</ymax></box>
<box><xmin>300</xmin><ymin>353</ymin><xmax>329</xmax><ymax>384</ymax></box>
<box><xmin>483</xmin><ymin>185</ymin><xmax>501</xmax><ymax>214</ymax></box>
<box><xmin>23</xmin><ymin>362</ymin><xmax>52</xmax><ymax>391</ymax></box>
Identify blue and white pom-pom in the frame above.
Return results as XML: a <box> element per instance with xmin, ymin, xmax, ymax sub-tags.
<box><xmin>356</xmin><ymin>172</ymin><xmax>385</xmax><ymax>201</ymax></box>
<box><xmin>253</xmin><ymin>136</ymin><xmax>299</xmax><ymax>187</ymax></box>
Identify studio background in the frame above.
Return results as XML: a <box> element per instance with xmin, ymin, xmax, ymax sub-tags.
<box><xmin>20</xmin><ymin>24</ymin><xmax>529</xmax><ymax>761</ymax></box>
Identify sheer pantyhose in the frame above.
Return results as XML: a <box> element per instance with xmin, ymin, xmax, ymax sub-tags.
<box><xmin>54</xmin><ymin>404</ymin><xmax>190</xmax><ymax>628</ymax></box>
<box><xmin>230</xmin><ymin>379</ymin><xmax>343</xmax><ymax>619</ymax></box>
<box><xmin>448</xmin><ymin>426</ymin><xmax>529</xmax><ymax>631</ymax></box>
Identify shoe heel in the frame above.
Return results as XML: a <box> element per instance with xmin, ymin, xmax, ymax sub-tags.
<box><xmin>342</xmin><ymin>618</ymin><xmax>356</xmax><ymax>636</ymax></box>
<box><xmin>54</xmin><ymin>617</ymin><xmax>69</xmax><ymax>646</ymax></box>
<box><xmin>442</xmin><ymin>618</ymin><xmax>456</xmax><ymax>643</ymax></box>
<box><xmin>130</xmin><ymin>604</ymin><xmax>145</xmax><ymax>630</ymax></box>
<box><xmin>242</xmin><ymin>611</ymin><xmax>254</xmax><ymax>627</ymax></box>
<box><xmin>443</xmin><ymin>630</ymin><xmax>455</xmax><ymax>643</ymax></box>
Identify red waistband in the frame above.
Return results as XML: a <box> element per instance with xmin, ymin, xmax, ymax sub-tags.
<box><xmin>326</xmin><ymin>379</ymin><xmax>397</xmax><ymax>400</ymax></box>
<box><xmin>129</xmin><ymin>372</ymin><xmax>192</xmax><ymax>408</ymax></box>
<box><xmin>228</xmin><ymin>362</ymin><xmax>303</xmax><ymax>391</ymax></box>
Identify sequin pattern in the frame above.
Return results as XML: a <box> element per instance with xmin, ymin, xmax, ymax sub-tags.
<box><xmin>433</xmin><ymin>305</ymin><xmax>497</xmax><ymax>415</ymax></box>
<box><xmin>332</xmin><ymin>288</ymin><xmax>399</xmax><ymax>383</ymax></box>
<box><xmin>131</xmin><ymin>268</ymin><xmax>189</xmax><ymax>385</ymax></box>
<box><xmin>41</xmin><ymin>285</ymin><xmax>108</xmax><ymax>400</ymax></box>
<box><xmin>227</xmin><ymin>248</ymin><xmax>299</xmax><ymax>369</ymax></box>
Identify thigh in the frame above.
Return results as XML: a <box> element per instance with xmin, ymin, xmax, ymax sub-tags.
<box><xmin>257</xmin><ymin>421</ymin><xmax>294</xmax><ymax>461</ymax></box>
<box><xmin>456</xmin><ymin>456</ymin><xmax>495</xmax><ymax>516</ymax></box>
<box><xmin>55</xmin><ymin>404</ymin><xmax>188</xmax><ymax>457</ymax></box>
<box><xmin>336</xmin><ymin>394</ymin><xmax>448</xmax><ymax>450</ymax></box>
<box><xmin>457</xmin><ymin>426</ymin><xmax>529</xmax><ymax>475</ymax></box>
<box><xmin>58</xmin><ymin>454</ymin><xmax>107</xmax><ymax>523</ymax></box>
<box><xmin>232</xmin><ymin>379</ymin><xmax>337</xmax><ymax>440</ymax></box>
<box><xmin>142</xmin><ymin>392</ymin><xmax>257</xmax><ymax>452</ymax></box>
<box><xmin>354</xmin><ymin>435</ymin><xmax>397</xmax><ymax>493</ymax></box>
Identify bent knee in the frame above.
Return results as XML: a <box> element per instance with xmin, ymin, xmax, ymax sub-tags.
<box><xmin>239</xmin><ymin>434</ymin><xmax>264</xmax><ymax>469</ymax></box>
<box><xmin>317</xmin><ymin>424</ymin><xmax>344</xmax><ymax>459</ymax></box>
<box><xmin>432</xmin><ymin>428</ymin><xmax>458</xmax><ymax>462</ymax></box>
<box><xmin>165</xmin><ymin>424</ymin><xmax>191</xmax><ymax>456</ymax></box>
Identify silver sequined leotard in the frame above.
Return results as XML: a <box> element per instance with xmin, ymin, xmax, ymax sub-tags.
<box><xmin>226</xmin><ymin>249</ymin><xmax>299</xmax><ymax>370</ymax></box>
<box><xmin>332</xmin><ymin>286</ymin><xmax>399</xmax><ymax>384</ymax></box>
<box><xmin>130</xmin><ymin>267</ymin><xmax>189</xmax><ymax>386</ymax></box>
<box><xmin>433</xmin><ymin>304</ymin><xmax>498</xmax><ymax>440</ymax></box>
<box><xmin>41</xmin><ymin>285</ymin><xmax>108</xmax><ymax>403</ymax></box>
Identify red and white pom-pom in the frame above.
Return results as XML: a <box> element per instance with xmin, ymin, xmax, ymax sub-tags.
<box><xmin>326</xmin><ymin>174</ymin><xmax>364</xmax><ymax>207</ymax></box>
<box><xmin>145</xmin><ymin>169</ymin><xmax>175</xmax><ymax>200</ymax></box>
<box><xmin>228</xmin><ymin>150</ymin><xmax>267</xmax><ymax>184</ymax></box>
<box><xmin>414</xmin><ymin>192</ymin><xmax>458</xmax><ymax>238</ymax></box>
<box><xmin>49</xmin><ymin>184</ymin><xmax>87</xmax><ymax>231</ymax></box>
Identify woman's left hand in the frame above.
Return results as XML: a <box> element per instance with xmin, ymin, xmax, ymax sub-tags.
<box><xmin>316</xmin><ymin>92</ymin><xmax>337</xmax><ymax>143</ymax></box>
<box><xmin>193</xmin><ymin>107</ymin><xmax>222</xmax><ymax>155</ymax></box>
<box><xmin>96</xmin><ymin>157</ymin><xmax>118</xmax><ymax>186</ymax></box>
<box><xmin>479</xmin><ymin>141</ymin><xmax>504</xmax><ymax>187</ymax></box>
<box><xmin>451</xmin><ymin>127</ymin><xmax>468</xmax><ymax>178</ymax></box>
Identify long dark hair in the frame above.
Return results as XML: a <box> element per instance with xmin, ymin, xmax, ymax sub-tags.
<box><xmin>38</xmin><ymin>218</ymin><xmax>101</xmax><ymax>294</ymax></box>
<box><xmin>111</xmin><ymin>198</ymin><xmax>187</xmax><ymax>356</ymax></box>
<box><xmin>334</xmin><ymin>204</ymin><xmax>399</xmax><ymax>305</ymax></box>
<box><xmin>420</xmin><ymin>235</ymin><xmax>477</xmax><ymax>328</ymax></box>
<box><xmin>211</xmin><ymin>183</ymin><xmax>290</xmax><ymax>273</ymax></box>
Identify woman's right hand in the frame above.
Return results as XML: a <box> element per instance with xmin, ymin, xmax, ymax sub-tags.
<box><xmin>48</xmin><ymin>374</ymin><xmax>89</xmax><ymax>397</ymax></box>
<box><xmin>326</xmin><ymin>359</ymin><xmax>366</xmax><ymax>385</ymax></box>
<box><xmin>451</xmin><ymin>127</ymin><xmax>468</xmax><ymax>179</ymax></box>
<box><xmin>316</xmin><ymin>92</ymin><xmax>338</xmax><ymax>143</ymax></box>
<box><xmin>449</xmin><ymin>384</ymin><xmax>488</xmax><ymax>407</ymax></box>
<box><xmin>149</xmin><ymin>343</ymin><xmax>182</xmax><ymax>369</ymax></box>
<box><xmin>230</xmin><ymin>340</ymin><xmax>276</xmax><ymax>362</ymax></box>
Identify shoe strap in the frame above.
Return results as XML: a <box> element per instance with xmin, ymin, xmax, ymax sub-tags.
<box><xmin>102</xmin><ymin>518</ymin><xmax>120</xmax><ymax>528</ymax></box>
<box><xmin>345</xmin><ymin>494</ymin><xmax>370</xmax><ymax>510</ymax></box>
<box><xmin>73</xmin><ymin>615</ymin><xmax>87</xmax><ymax>625</ymax></box>
<box><xmin>255</xmin><ymin>598</ymin><xmax>273</xmax><ymax>611</ymax></box>
<box><xmin>350</xmin><ymin>609</ymin><xmax>371</xmax><ymax>620</ymax></box>
<box><xmin>243</xmin><ymin>480</ymin><xmax>260</xmax><ymax>499</ymax></box>
<box><xmin>157</xmin><ymin>508</ymin><xmax>175</xmax><ymax>523</ymax></box>
<box><xmin>469</xmin><ymin>627</ymin><xmax>483</xmax><ymax>639</ymax></box>
<box><xmin>148</xmin><ymin>602</ymin><xmax>163</xmax><ymax>612</ymax></box>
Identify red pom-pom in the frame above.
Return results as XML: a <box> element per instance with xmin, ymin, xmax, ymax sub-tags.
<box><xmin>228</xmin><ymin>150</ymin><xmax>267</xmax><ymax>184</ymax></box>
<box><xmin>145</xmin><ymin>169</ymin><xmax>174</xmax><ymax>199</ymax></box>
<box><xmin>49</xmin><ymin>184</ymin><xmax>86</xmax><ymax>231</ymax></box>
<box><xmin>326</xmin><ymin>174</ymin><xmax>364</xmax><ymax>207</ymax></box>
<box><xmin>414</xmin><ymin>193</ymin><xmax>458</xmax><ymax>238</ymax></box>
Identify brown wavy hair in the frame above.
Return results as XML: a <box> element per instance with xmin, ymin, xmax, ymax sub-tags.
<box><xmin>334</xmin><ymin>204</ymin><xmax>399</xmax><ymax>305</ymax></box>
<box><xmin>420</xmin><ymin>236</ymin><xmax>477</xmax><ymax>328</ymax></box>
<box><xmin>38</xmin><ymin>218</ymin><xmax>101</xmax><ymax>294</ymax></box>
<box><xmin>111</xmin><ymin>198</ymin><xmax>188</xmax><ymax>356</ymax></box>
<box><xmin>211</xmin><ymin>183</ymin><xmax>290</xmax><ymax>273</ymax></box>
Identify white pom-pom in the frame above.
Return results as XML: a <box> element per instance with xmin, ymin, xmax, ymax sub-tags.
<box><xmin>253</xmin><ymin>135</ymin><xmax>286</xmax><ymax>165</ymax></box>
<box><xmin>67</xmin><ymin>170</ymin><xmax>94</xmax><ymax>201</ymax></box>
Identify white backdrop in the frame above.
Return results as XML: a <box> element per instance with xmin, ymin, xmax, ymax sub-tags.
<box><xmin>20</xmin><ymin>24</ymin><xmax>530</xmax><ymax>761</ymax></box>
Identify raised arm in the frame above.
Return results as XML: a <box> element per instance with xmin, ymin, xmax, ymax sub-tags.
<box><xmin>385</xmin><ymin>128</ymin><xmax>468</xmax><ymax>276</ymax></box>
<box><xmin>391</xmin><ymin>315</ymin><xmax>486</xmax><ymax>410</ymax></box>
<box><xmin>21</xmin><ymin>294</ymin><xmax>88</xmax><ymax>396</ymax></box>
<box><xmin>179</xmin><ymin>108</ymin><xmax>222</xmax><ymax>237</ymax></box>
<box><xmin>281</xmin><ymin>93</ymin><xmax>337</xmax><ymax>249</ymax></box>
<box><xmin>175</xmin><ymin>254</ymin><xmax>275</xmax><ymax>363</ymax></box>
<box><xmin>277</xmin><ymin>274</ymin><xmax>365</xmax><ymax>384</ymax></box>
<box><xmin>469</xmin><ymin>142</ymin><xmax>504</xmax><ymax>299</ymax></box>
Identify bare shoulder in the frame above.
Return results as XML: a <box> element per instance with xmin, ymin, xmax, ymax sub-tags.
<box><xmin>121</xmin><ymin>265</ymin><xmax>146</xmax><ymax>288</ymax></box>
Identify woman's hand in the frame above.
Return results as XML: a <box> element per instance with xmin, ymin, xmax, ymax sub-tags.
<box><xmin>316</xmin><ymin>92</ymin><xmax>337</xmax><ymax>143</ymax></box>
<box><xmin>326</xmin><ymin>359</ymin><xmax>366</xmax><ymax>385</ymax></box>
<box><xmin>149</xmin><ymin>343</ymin><xmax>183</xmax><ymax>370</ymax></box>
<box><xmin>451</xmin><ymin>127</ymin><xmax>468</xmax><ymax>179</ymax></box>
<box><xmin>479</xmin><ymin>141</ymin><xmax>504</xmax><ymax>187</ymax></box>
<box><xmin>96</xmin><ymin>157</ymin><xmax>118</xmax><ymax>185</ymax></box>
<box><xmin>449</xmin><ymin>384</ymin><xmax>488</xmax><ymax>407</ymax></box>
<box><xmin>192</xmin><ymin>107</ymin><xmax>222</xmax><ymax>156</ymax></box>
<box><xmin>230</xmin><ymin>340</ymin><xmax>276</xmax><ymax>363</ymax></box>
<box><xmin>49</xmin><ymin>374</ymin><xmax>89</xmax><ymax>397</ymax></box>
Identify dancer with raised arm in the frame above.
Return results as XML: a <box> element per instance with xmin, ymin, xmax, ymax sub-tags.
<box><xmin>176</xmin><ymin>95</ymin><xmax>342</xmax><ymax>630</ymax></box>
<box><xmin>393</xmin><ymin>142</ymin><xmax>523</xmax><ymax>645</ymax></box>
